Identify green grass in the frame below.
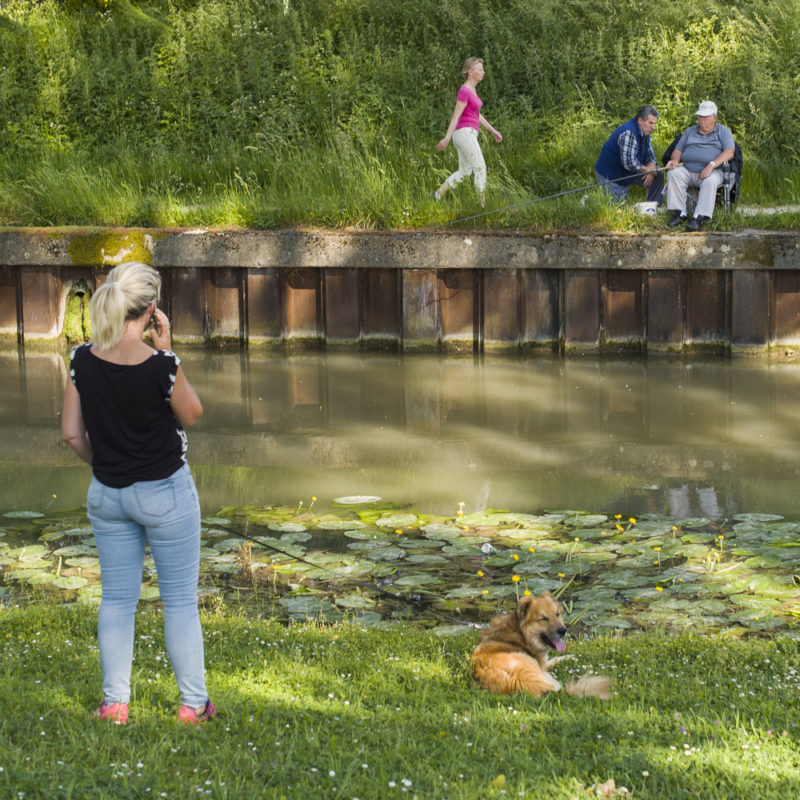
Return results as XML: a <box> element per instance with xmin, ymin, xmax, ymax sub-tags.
<box><xmin>1</xmin><ymin>602</ymin><xmax>798</xmax><ymax>799</ymax></box>
<box><xmin>0</xmin><ymin>0</ymin><xmax>799</xmax><ymax>230</ymax></box>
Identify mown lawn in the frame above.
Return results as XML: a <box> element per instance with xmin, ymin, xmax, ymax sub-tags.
<box><xmin>1</xmin><ymin>603</ymin><xmax>798</xmax><ymax>799</ymax></box>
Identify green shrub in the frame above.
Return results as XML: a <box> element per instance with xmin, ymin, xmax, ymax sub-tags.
<box><xmin>0</xmin><ymin>0</ymin><xmax>798</xmax><ymax>227</ymax></box>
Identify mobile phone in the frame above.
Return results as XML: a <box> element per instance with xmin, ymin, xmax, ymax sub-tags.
<box><xmin>150</xmin><ymin>306</ymin><xmax>161</xmax><ymax>336</ymax></box>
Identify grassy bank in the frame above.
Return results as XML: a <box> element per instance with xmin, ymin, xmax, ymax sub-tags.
<box><xmin>1</xmin><ymin>603</ymin><xmax>798</xmax><ymax>799</ymax></box>
<box><xmin>0</xmin><ymin>0</ymin><xmax>798</xmax><ymax>229</ymax></box>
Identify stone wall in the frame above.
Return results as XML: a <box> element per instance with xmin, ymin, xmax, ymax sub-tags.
<box><xmin>2</xmin><ymin>227</ymin><xmax>799</xmax><ymax>353</ymax></box>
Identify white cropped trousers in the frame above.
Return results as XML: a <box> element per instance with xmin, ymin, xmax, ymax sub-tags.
<box><xmin>445</xmin><ymin>127</ymin><xmax>487</xmax><ymax>193</ymax></box>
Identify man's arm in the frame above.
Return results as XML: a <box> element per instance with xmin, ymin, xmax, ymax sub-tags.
<box><xmin>666</xmin><ymin>149</ymin><xmax>683</xmax><ymax>170</ymax></box>
<box><xmin>700</xmin><ymin>147</ymin><xmax>735</xmax><ymax>180</ymax></box>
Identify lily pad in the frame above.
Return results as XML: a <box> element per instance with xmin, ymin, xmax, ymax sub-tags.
<box><xmin>441</xmin><ymin>544</ymin><xmax>483</xmax><ymax>556</ymax></box>
<box><xmin>213</xmin><ymin>538</ymin><xmax>245</xmax><ymax>552</ymax></box>
<box><xmin>3</xmin><ymin>511</ymin><xmax>45</xmax><ymax>519</ymax></box>
<box><xmin>268</xmin><ymin>523</ymin><xmax>307</xmax><ymax>533</ymax></box>
<box><xmin>65</xmin><ymin>557</ymin><xmax>100</xmax><ymax>569</ymax></box>
<box><xmin>393</xmin><ymin>573</ymin><xmax>439</xmax><ymax>586</ymax></box>
<box><xmin>377</xmin><ymin>514</ymin><xmax>419</xmax><ymax>529</ymax></box>
<box><xmin>733</xmin><ymin>513</ymin><xmax>784</xmax><ymax>523</ymax></box>
<box><xmin>406</xmin><ymin>554</ymin><xmax>447</xmax><ymax>564</ymax></box>
<box><xmin>53</xmin><ymin>575</ymin><xmax>88</xmax><ymax>590</ymax></box>
<box><xmin>27</xmin><ymin>573</ymin><xmax>57</xmax><ymax>586</ymax></box>
<box><xmin>366</xmin><ymin>547</ymin><xmax>406</xmax><ymax>561</ymax></box>
<box><xmin>280</xmin><ymin>532</ymin><xmax>312</xmax><ymax>543</ymax></box>
<box><xmin>279</xmin><ymin>596</ymin><xmax>335</xmax><ymax>615</ymax></box>
<box><xmin>52</xmin><ymin>544</ymin><xmax>96</xmax><ymax>557</ymax></box>
<box><xmin>402</xmin><ymin>538</ymin><xmax>445</xmax><ymax>550</ymax></box>
<box><xmin>344</xmin><ymin>530</ymin><xmax>387</xmax><ymax>540</ymax></box>
<box><xmin>743</xmin><ymin>555</ymin><xmax>782</xmax><ymax>569</ymax></box>
<box><xmin>679</xmin><ymin>518</ymin><xmax>711</xmax><ymax>529</ymax></box>
<box><xmin>500</xmin><ymin>528</ymin><xmax>553</xmax><ymax>540</ymax></box>
<box><xmin>318</xmin><ymin>520</ymin><xmax>367</xmax><ymax>530</ymax></box>
<box><xmin>8</xmin><ymin>544</ymin><xmax>48</xmax><ymax>560</ymax></box>
<box><xmin>334</xmin><ymin>595</ymin><xmax>376</xmax><ymax>609</ymax></box>
<box><xmin>568</xmin><ymin>515</ymin><xmax>609</xmax><ymax>528</ymax></box>
<box><xmin>333</xmin><ymin>496</ymin><xmax>382</xmax><ymax>505</ymax></box>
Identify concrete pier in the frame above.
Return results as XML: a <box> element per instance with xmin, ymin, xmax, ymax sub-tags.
<box><xmin>1</xmin><ymin>227</ymin><xmax>799</xmax><ymax>353</ymax></box>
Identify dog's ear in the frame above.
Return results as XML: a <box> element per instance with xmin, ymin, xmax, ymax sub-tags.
<box><xmin>515</xmin><ymin>594</ymin><xmax>535</xmax><ymax>622</ymax></box>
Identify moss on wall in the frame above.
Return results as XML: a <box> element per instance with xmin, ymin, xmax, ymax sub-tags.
<box><xmin>65</xmin><ymin>230</ymin><xmax>154</xmax><ymax>268</ymax></box>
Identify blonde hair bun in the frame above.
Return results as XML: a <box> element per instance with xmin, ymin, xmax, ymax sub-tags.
<box><xmin>89</xmin><ymin>262</ymin><xmax>161</xmax><ymax>350</ymax></box>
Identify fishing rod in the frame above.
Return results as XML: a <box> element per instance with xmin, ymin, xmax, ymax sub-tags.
<box><xmin>433</xmin><ymin>164</ymin><xmax>674</xmax><ymax>229</ymax></box>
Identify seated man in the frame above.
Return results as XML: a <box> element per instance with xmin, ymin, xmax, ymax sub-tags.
<box><xmin>665</xmin><ymin>101</ymin><xmax>735</xmax><ymax>231</ymax></box>
<box><xmin>594</xmin><ymin>105</ymin><xmax>664</xmax><ymax>206</ymax></box>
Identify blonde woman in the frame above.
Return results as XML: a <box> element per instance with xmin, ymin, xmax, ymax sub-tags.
<box><xmin>435</xmin><ymin>57</ymin><xmax>503</xmax><ymax>206</ymax></box>
<box><xmin>61</xmin><ymin>262</ymin><xmax>215</xmax><ymax>726</ymax></box>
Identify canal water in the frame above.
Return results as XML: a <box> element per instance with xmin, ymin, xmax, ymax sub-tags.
<box><xmin>3</xmin><ymin>349</ymin><xmax>800</xmax><ymax>522</ymax></box>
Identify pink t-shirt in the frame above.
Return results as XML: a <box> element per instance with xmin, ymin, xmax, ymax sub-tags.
<box><xmin>455</xmin><ymin>85</ymin><xmax>482</xmax><ymax>131</ymax></box>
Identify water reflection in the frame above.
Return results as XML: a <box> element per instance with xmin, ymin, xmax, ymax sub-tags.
<box><xmin>2</xmin><ymin>349</ymin><xmax>800</xmax><ymax>520</ymax></box>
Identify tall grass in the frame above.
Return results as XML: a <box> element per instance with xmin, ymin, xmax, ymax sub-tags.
<box><xmin>0</xmin><ymin>0</ymin><xmax>798</xmax><ymax>228</ymax></box>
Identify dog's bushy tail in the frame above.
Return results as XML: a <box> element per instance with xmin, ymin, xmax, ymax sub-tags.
<box><xmin>565</xmin><ymin>674</ymin><xmax>611</xmax><ymax>700</ymax></box>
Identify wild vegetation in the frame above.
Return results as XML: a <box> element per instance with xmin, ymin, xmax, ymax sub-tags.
<box><xmin>0</xmin><ymin>0</ymin><xmax>798</xmax><ymax>229</ymax></box>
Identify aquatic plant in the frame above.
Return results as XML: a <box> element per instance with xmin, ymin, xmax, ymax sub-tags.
<box><xmin>2</xmin><ymin>502</ymin><xmax>799</xmax><ymax>635</ymax></box>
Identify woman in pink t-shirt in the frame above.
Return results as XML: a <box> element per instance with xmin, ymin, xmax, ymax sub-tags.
<box><xmin>435</xmin><ymin>57</ymin><xmax>503</xmax><ymax>206</ymax></box>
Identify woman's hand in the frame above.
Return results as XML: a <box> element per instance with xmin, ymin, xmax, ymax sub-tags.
<box><xmin>492</xmin><ymin>130</ymin><xmax>503</xmax><ymax>143</ymax></box>
<box><xmin>437</xmin><ymin>137</ymin><xmax>450</xmax><ymax>151</ymax></box>
<box><xmin>148</xmin><ymin>308</ymin><xmax>172</xmax><ymax>351</ymax></box>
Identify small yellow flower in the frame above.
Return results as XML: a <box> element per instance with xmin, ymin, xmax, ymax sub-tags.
<box><xmin>481</xmin><ymin>590</ymin><xmax>489</xmax><ymax>595</ymax></box>
<box><xmin>461</xmin><ymin>525</ymin><xmax>469</xmax><ymax>531</ymax></box>
<box><xmin>511</xmin><ymin>575</ymin><xmax>521</xmax><ymax>583</ymax></box>
<box><xmin>52</xmin><ymin>494</ymin><xmax>57</xmax><ymax>499</ymax></box>
<box><xmin>528</xmin><ymin>547</ymin><xmax>536</xmax><ymax>553</ymax></box>
<box><xmin>615</xmin><ymin>514</ymin><xmax>622</xmax><ymax>520</ymax></box>
<box><xmin>476</xmin><ymin>570</ymin><xmax>484</xmax><ymax>577</ymax></box>
<box><xmin>511</xmin><ymin>553</ymin><xmax>519</xmax><ymax>560</ymax></box>
<box><xmin>672</xmin><ymin>526</ymin><xmax>678</xmax><ymax>532</ymax></box>
<box><xmin>557</xmin><ymin>572</ymin><xmax>565</xmax><ymax>578</ymax></box>
<box><xmin>395</xmin><ymin>529</ymin><xmax>402</xmax><ymax>535</ymax></box>
<box><xmin>574</xmin><ymin>537</ymin><xmax>580</xmax><ymax>542</ymax></box>
<box><xmin>656</xmin><ymin>586</ymin><xmax>663</xmax><ymax>592</ymax></box>
<box><xmin>523</xmin><ymin>589</ymin><xmax>531</xmax><ymax>596</ymax></box>
<box><xmin>653</xmin><ymin>546</ymin><xmax>661</xmax><ymax>552</ymax></box>
<box><xmin>616</xmin><ymin>524</ymin><xmax>624</xmax><ymax>532</ymax></box>
<box><xmin>717</xmin><ymin>535</ymin><xmax>724</xmax><ymax>540</ymax></box>
<box><xmin>629</xmin><ymin>517</ymin><xmax>637</xmax><ymax>525</ymax></box>
<box><xmin>311</xmin><ymin>496</ymin><xmax>317</xmax><ymax>501</ymax></box>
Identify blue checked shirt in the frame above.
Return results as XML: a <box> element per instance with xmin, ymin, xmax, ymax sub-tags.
<box><xmin>619</xmin><ymin>130</ymin><xmax>656</xmax><ymax>172</ymax></box>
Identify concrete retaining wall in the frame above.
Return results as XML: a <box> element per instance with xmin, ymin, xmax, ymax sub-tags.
<box><xmin>2</xmin><ymin>227</ymin><xmax>800</xmax><ymax>352</ymax></box>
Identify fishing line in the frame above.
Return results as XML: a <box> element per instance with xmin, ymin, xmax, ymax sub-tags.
<box><xmin>430</xmin><ymin>164</ymin><xmax>673</xmax><ymax>230</ymax></box>
<box><xmin>212</xmin><ymin>521</ymin><xmax>482</xmax><ymax>628</ymax></box>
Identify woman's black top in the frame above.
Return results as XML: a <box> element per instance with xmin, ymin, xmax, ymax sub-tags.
<box><xmin>69</xmin><ymin>343</ymin><xmax>188</xmax><ymax>488</ymax></box>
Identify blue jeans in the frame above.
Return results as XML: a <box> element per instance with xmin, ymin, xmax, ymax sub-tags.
<box><xmin>595</xmin><ymin>168</ymin><xmax>664</xmax><ymax>205</ymax></box>
<box><xmin>87</xmin><ymin>463</ymin><xmax>208</xmax><ymax>708</ymax></box>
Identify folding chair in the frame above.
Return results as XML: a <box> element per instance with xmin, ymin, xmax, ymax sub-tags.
<box><xmin>661</xmin><ymin>134</ymin><xmax>742</xmax><ymax>212</ymax></box>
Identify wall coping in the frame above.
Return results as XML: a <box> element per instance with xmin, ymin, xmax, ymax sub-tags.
<box><xmin>0</xmin><ymin>227</ymin><xmax>798</xmax><ymax>271</ymax></box>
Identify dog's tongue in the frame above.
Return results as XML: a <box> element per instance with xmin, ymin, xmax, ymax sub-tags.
<box><xmin>554</xmin><ymin>639</ymin><xmax>566</xmax><ymax>653</ymax></box>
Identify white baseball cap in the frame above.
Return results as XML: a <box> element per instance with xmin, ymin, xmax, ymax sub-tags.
<box><xmin>695</xmin><ymin>100</ymin><xmax>718</xmax><ymax>116</ymax></box>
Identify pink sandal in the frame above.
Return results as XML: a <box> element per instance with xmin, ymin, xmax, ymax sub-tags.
<box><xmin>94</xmin><ymin>701</ymin><xmax>128</xmax><ymax>725</ymax></box>
<box><xmin>178</xmin><ymin>700</ymin><xmax>217</xmax><ymax>726</ymax></box>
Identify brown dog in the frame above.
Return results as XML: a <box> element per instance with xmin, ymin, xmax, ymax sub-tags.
<box><xmin>471</xmin><ymin>592</ymin><xmax>610</xmax><ymax>699</ymax></box>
